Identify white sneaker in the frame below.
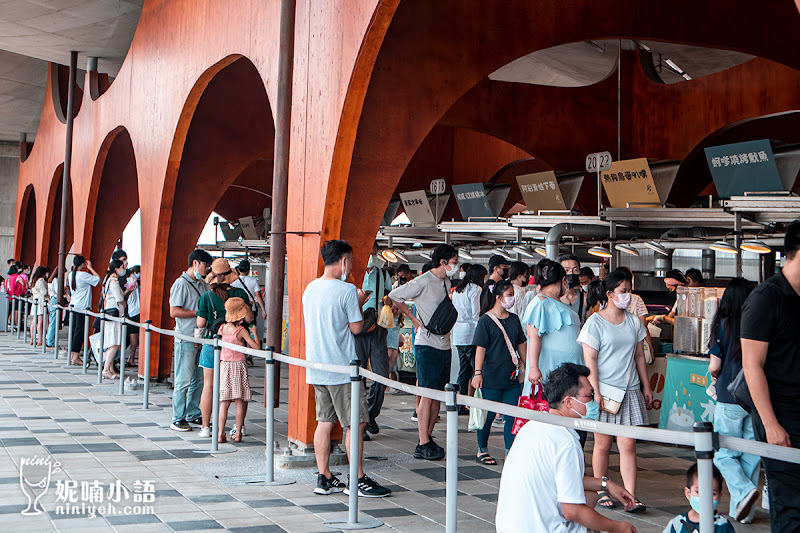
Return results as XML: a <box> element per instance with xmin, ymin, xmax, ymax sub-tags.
<box><xmin>762</xmin><ymin>484</ymin><xmax>770</xmax><ymax>510</ymax></box>
<box><xmin>230</xmin><ymin>426</ymin><xmax>245</xmax><ymax>439</ymax></box>
<box><xmin>198</xmin><ymin>427</ymin><xmax>212</xmax><ymax>438</ymax></box>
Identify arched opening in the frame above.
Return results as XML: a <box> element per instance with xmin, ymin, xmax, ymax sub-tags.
<box><xmin>18</xmin><ymin>185</ymin><xmax>36</xmax><ymax>266</ymax></box>
<box><xmin>153</xmin><ymin>55</ymin><xmax>275</xmax><ymax>377</ymax></box>
<box><xmin>45</xmin><ymin>164</ymin><xmax>74</xmax><ymax>270</ymax></box>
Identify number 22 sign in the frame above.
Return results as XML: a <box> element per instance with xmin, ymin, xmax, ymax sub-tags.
<box><xmin>586</xmin><ymin>152</ymin><xmax>612</xmax><ymax>173</ymax></box>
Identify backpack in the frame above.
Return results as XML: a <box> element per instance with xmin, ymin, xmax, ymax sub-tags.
<box><xmin>424</xmin><ymin>279</ymin><xmax>458</xmax><ymax>336</ymax></box>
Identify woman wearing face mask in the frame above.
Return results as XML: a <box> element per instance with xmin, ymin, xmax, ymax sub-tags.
<box><xmin>452</xmin><ymin>264</ymin><xmax>488</xmax><ymax>401</ymax></box>
<box><xmin>522</xmin><ymin>260</ymin><xmax>584</xmax><ymax>387</ymax></box>
<box><xmin>508</xmin><ymin>262</ymin><xmax>530</xmax><ymax>317</ymax></box>
<box><xmin>470</xmin><ymin>281</ymin><xmax>527</xmax><ymax>465</ymax></box>
<box><xmin>578</xmin><ymin>272</ymin><xmax>653</xmax><ymax>513</ymax></box>
<box><xmin>101</xmin><ymin>259</ymin><xmax>127</xmax><ymax>379</ymax></box>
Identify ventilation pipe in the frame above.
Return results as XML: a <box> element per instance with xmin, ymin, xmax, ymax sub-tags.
<box><xmin>654</xmin><ymin>251</ymin><xmax>672</xmax><ymax>277</ymax></box>
<box><xmin>545</xmin><ymin>223</ymin><xmax>663</xmax><ymax>260</ymax></box>
<box><xmin>701</xmin><ymin>249</ymin><xmax>715</xmax><ymax>279</ymax></box>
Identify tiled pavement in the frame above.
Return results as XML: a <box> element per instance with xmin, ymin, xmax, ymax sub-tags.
<box><xmin>0</xmin><ymin>332</ymin><xmax>771</xmax><ymax>532</ymax></box>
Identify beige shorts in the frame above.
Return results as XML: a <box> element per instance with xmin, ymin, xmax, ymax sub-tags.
<box><xmin>313</xmin><ymin>383</ymin><xmax>369</xmax><ymax>428</ymax></box>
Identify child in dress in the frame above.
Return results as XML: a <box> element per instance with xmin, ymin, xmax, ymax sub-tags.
<box><xmin>217</xmin><ymin>297</ymin><xmax>259</xmax><ymax>444</ymax></box>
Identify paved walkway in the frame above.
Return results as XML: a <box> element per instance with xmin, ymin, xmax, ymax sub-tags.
<box><xmin>0</xmin><ymin>333</ymin><xmax>771</xmax><ymax>532</ymax></box>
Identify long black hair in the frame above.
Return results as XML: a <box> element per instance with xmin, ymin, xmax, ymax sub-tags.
<box><xmin>537</xmin><ymin>259</ymin><xmax>566</xmax><ymax>288</ymax></box>
<box><xmin>480</xmin><ymin>279</ymin><xmax>513</xmax><ymax>316</ymax></box>
<box><xmin>586</xmin><ymin>271</ymin><xmax>629</xmax><ymax>310</ymax></box>
<box><xmin>454</xmin><ymin>263</ymin><xmax>487</xmax><ymax>293</ymax></box>
<box><xmin>30</xmin><ymin>266</ymin><xmax>48</xmax><ymax>287</ymax></box>
<box><xmin>71</xmin><ymin>254</ymin><xmax>86</xmax><ymax>291</ymax></box>
<box><xmin>708</xmin><ymin>277</ymin><xmax>753</xmax><ymax>362</ymax></box>
<box><xmin>423</xmin><ymin>244</ymin><xmax>457</xmax><ymax>273</ymax></box>
<box><xmin>104</xmin><ymin>259</ymin><xmax>124</xmax><ymax>287</ymax></box>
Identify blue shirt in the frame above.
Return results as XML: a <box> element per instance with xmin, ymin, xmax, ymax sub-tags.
<box><xmin>361</xmin><ymin>267</ymin><xmax>392</xmax><ymax>312</ymax></box>
<box><xmin>522</xmin><ymin>295</ymin><xmax>584</xmax><ymax>382</ymax></box>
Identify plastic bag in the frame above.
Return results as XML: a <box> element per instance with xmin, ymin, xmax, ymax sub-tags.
<box><xmin>512</xmin><ymin>383</ymin><xmax>549</xmax><ymax>435</ymax></box>
<box><xmin>377</xmin><ymin>304</ymin><xmax>395</xmax><ymax>329</ymax></box>
<box><xmin>468</xmin><ymin>388</ymin><xmax>487</xmax><ymax>432</ymax></box>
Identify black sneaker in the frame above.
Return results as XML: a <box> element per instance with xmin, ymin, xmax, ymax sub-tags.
<box><xmin>170</xmin><ymin>420</ymin><xmax>192</xmax><ymax>432</ymax></box>
<box><xmin>414</xmin><ymin>441</ymin><xmax>445</xmax><ymax>460</ymax></box>
<box><xmin>428</xmin><ymin>436</ymin><xmax>444</xmax><ymax>452</ymax></box>
<box><xmin>188</xmin><ymin>416</ymin><xmax>203</xmax><ymax>426</ymax></box>
<box><xmin>366</xmin><ymin>419</ymin><xmax>380</xmax><ymax>435</ymax></box>
<box><xmin>314</xmin><ymin>474</ymin><xmax>346</xmax><ymax>495</ymax></box>
<box><xmin>344</xmin><ymin>475</ymin><xmax>391</xmax><ymax>498</ymax></box>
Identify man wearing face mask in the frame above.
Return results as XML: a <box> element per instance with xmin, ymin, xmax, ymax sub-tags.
<box><xmin>496</xmin><ymin>362</ymin><xmax>637</xmax><ymax>533</ymax></box>
<box><xmin>357</xmin><ymin>242</ymin><xmax>393</xmax><ymax>438</ymax></box>
<box><xmin>395</xmin><ymin>264</ymin><xmax>413</xmax><ymax>286</ymax></box>
<box><xmin>481</xmin><ymin>254</ymin><xmax>510</xmax><ymax>310</ymax></box>
<box><xmin>558</xmin><ymin>253</ymin><xmax>585</xmax><ymax>325</ymax></box>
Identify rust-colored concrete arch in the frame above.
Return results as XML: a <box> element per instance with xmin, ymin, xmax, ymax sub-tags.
<box><xmin>16</xmin><ymin>185</ymin><xmax>36</xmax><ymax>266</ymax></box>
<box><xmin>155</xmin><ymin>55</ymin><xmax>275</xmax><ymax>377</ymax></box>
<box><xmin>44</xmin><ymin>164</ymin><xmax>74</xmax><ymax>269</ymax></box>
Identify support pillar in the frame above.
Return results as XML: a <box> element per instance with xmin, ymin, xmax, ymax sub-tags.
<box><xmin>56</xmin><ymin>51</ymin><xmax>78</xmax><ymax>303</ymax></box>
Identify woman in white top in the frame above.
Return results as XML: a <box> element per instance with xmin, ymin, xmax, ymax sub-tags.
<box><xmin>508</xmin><ymin>262</ymin><xmax>530</xmax><ymax>318</ymax></box>
<box><xmin>452</xmin><ymin>263</ymin><xmax>487</xmax><ymax>399</ymax></box>
<box><xmin>101</xmin><ymin>259</ymin><xmax>127</xmax><ymax>379</ymax></box>
<box><xmin>28</xmin><ymin>266</ymin><xmax>49</xmax><ymax>346</ymax></box>
<box><xmin>67</xmin><ymin>255</ymin><xmax>100</xmax><ymax>365</ymax></box>
<box><xmin>578</xmin><ymin>271</ymin><xmax>652</xmax><ymax>513</ymax></box>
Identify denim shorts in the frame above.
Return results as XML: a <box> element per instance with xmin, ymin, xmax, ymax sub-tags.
<box><xmin>414</xmin><ymin>344</ymin><xmax>451</xmax><ymax>391</ymax></box>
<box><xmin>199</xmin><ymin>343</ymin><xmax>214</xmax><ymax>369</ymax></box>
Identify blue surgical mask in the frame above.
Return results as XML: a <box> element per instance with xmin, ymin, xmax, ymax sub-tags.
<box><xmin>689</xmin><ymin>495</ymin><xmax>718</xmax><ymax>514</ymax></box>
<box><xmin>571</xmin><ymin>397</ymin><xmax>600</xmax><ymax>420</ymax></box>
<box><xmin>194</xmin><ymin>270</ymin><xmax>203</xmax><ymax>281</ymax></box>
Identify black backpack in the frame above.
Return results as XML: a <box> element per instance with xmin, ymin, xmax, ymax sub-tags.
<box><xmin>424</xmin><ymin>279</ymin><xmax>458</xmax><ymax>336</ymax></box>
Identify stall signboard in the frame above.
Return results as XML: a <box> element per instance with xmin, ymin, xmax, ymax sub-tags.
<box><xmin>704</xmin><ymin>139</ymin><xmax>783</xmax><ymax>198</ymax></box>
<box><xmin>400</xmin><ymin>190</ymin><xmax>437</xmax><ymax>225</ymax></box>
<box><xmin>452</xmin><ymin>183</ymin><xmax>495</xmax><ymax>219</ymax></box>
<box><xmin>658</xmin><ymin>355</ymin><xmax>716</xmax><ymax>432</ymax></box>
<box><xmin>600</xmin><ymin>158</ymin><xmax>661</xmax><ymax>208</ymax></box>
<box><xmin>516</xmin><ymin>171</ymin><xmax>567</xmax><ymax>212</ymax></box>
<box><xmin>646</xmin><ymin>356</ymin><xmax>668</xmax><ymax>425</ymax></box>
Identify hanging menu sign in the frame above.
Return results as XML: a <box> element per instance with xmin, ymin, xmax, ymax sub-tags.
<box><xmin>452</xmin><ymin>183</ymin><xmax>494</xmax><ymax>219</ymax></box>
<box><xmin>600</xmin><ymin>158</ymin><xmax>660</xmax><ymax>208</ymax></box>
<box><xmin>516</xmin><ymin>171</ymin><xmax>567</xmax><ymax>213</ymax></box>
<box><xmin>399</xmin><ymin>190</ymin><xmax>436</xmax><ymax>225</ymax></box>
<box><xmin>704</xmin><ymin>139</ymin><xmax>783</xmax><ymax>198</ymax></box>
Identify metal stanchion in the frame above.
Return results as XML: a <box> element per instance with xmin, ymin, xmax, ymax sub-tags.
<box><xmin>16</xmin><ymin>297</ymin><xmax>22</xmax><ymax>339</ymax></box>
<box><xmin>246</xmin><ymin>346</ymin><xmax>294</xmax><ymax>485</ymax></box>
<box><xmin>82</xmin><ymin>311</ymin><xmax>90</xmax><ymax>374</ymax></box>
<box><xmin>32</xmin><ymin>300</ymin><xmax>39</xmax><ymax>346</ymax></box>
<box><xmin>11</xmin><ymin>296</ymin><xmax>17</xmax><ymax>334</ymax></box>
<box><xmin>54</xmin><ymin>307</ymin><xmax>61</xmax><ymax>360</ymax></box>
<box><xmin>445</xmin><ymin>383</ymin><xmax>459</xmax><ymax>533</ymax></box>
<box><xmin>66</xmin><ymin>306</ymin><xmax>74</xmax><ymax>368</ymax></box>
<box><xmin>41</xmin><ymin>301</ymin><xmax>47</xmax><ymax>353</ymax></box>
<box><xmin>96</xmin><ymin>312</ymin><xmax>105</xmax><ymax>384</ymax></box>
<box><xmin>196</xmin><ymin>336</ymin><xmax>233</xmax><ymax>454</ymax></box>
<box><xmin>117</xmin><ymin>317</ymin><xmax>131</xmax><ymax>395</ymax></box>
<box><xmin>693</xmin><ymin>421</ymin><xmax>715</xmax><ymax>533</ymax></box>
<box><xmin>22</xmin><ymin>298</ymin><xmax>29</xmax><ymax>343</ymax></box>
<box><xmin>141</xmin><ymin>321</ymin><xmax>153</xmax><ymax>409</ymax></box>
<box><xmin>325</xmin><ymin>360</ymin><xmax>382</xmax><ymax>530</ymax></box>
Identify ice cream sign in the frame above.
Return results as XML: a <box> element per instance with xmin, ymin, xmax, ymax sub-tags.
<box><xmin>659</xmin><ymin>355</ymin><xmax>716</xmax><ymax>432</ymax></box>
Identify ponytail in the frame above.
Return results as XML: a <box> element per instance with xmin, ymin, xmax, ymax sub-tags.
<box><xmin>586</xmin><ymin>271</ymin><xmax>629</xmax><ymax>310</ymax></box>
<box><xmin>71</xmin><ymin>254</ymin><xmax>86</xmax><ymax>291</ymax></box>
<box><xmin>480</xmin><ymin>280</ymin><xmax>512</xmax><ymax>316</ymax></box>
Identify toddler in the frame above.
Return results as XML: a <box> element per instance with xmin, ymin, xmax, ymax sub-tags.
<box><xmin>663</xmin><ymin>463</ymin><xmax>735</xmax><ymax>533</ymax></box>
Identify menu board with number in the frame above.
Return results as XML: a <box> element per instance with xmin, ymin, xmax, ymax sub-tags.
<box><xmin>516</xmin><ymin>171</ymin><xmax>567</xmax><ymax>213</ymax></box>
<box><xmin>600</xmin><ymin>158</ymin><xmax>660</xmax><ymax>208</ymax></box>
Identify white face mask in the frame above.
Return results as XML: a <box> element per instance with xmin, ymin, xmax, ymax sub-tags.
<box><xmin>501</xmin><ymin>296</ymin><xmax>515</xmax><ymax>310</ymax></box>
<box><xmin>612</xmin><ymin>292</ymin><xmax>631</xmax><ymax>309</ymax></box>
<box><xmin>445</xmin><ymin>262</ymin><xmax>459</xmax><ymax>277</ymax></box>
<box><xmin>459</xmin><ymin>271</ymin><xmax>466</xmax><ymax>279</ymax></box>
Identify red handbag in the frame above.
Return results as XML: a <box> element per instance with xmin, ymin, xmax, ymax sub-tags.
<box><xmin>511</xmin><ymin>384</ymin><xmax>549</xmax><ymax>435</ymax></box>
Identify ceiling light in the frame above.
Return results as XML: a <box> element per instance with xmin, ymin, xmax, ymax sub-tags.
<box><xmin>419</xmin><ymin>251</ymin><xmax>432</xmax><ymax>260</ymax></box>
<box><xmin>458</xmin><ymin>249</ymin><xmax>473</xmax><ymax>261</ymax></box>
<box><xmin>492</xmin><ymin>248</ymin><xmax>513</xmax><ymax>261</ymax></box>
<box><xmin>588</xmin><ymin>246</ymin><xmax>612</xmax><ymax>258</ymax></box>
<box><xmin>615</xmin><ymin>243</ymin><xmax>640</xmax><ymax>256</ymax></box>
<box><xmin>534</xmin><ymin>247</ymin><xmax>547</xmax><ymax>257</ymax></box>
<box><xmin>709</xmin><ymin>240</ymin><xmax>738</xmax><ymax>254</ymax></box>
<box><xmin>643</xmin><ymin>241</ymin><xmax>669</xmax><ymax>256</ymax></box>
<box><xmin>393</xmin><ymin>250</ymin><xmax>408</xmax><ymax>262</ymax></box>
<box><xmin>511</xmin><ymin>246</ymin><xmax>536</xmax><ymax>259</ymax></box>
<box><xmin>740</xmin><ymin>240</ymin><xmax>771</xmax><ymax>254</ymax></box>
<box><xmin>380</xmin><ymin>250</ymin><xmax>398</xmax><ymax>263</ymax></box>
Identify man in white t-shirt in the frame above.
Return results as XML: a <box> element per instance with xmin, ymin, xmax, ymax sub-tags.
<box><xmin>233</xmin><ymin>259</ymin><xmax>266</xmax><ymax>319</ymax></box>
<box><xmin>303</xmin><ymin>239</ymin><xmax>390</xmax><ymax>498</ymax></box>
<box><xmin>496</xmin><ymin>363</ymin><xmax>637</xmax><ymax>533</ymax></box>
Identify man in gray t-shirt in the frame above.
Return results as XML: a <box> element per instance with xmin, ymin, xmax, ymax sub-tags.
<box><xmin>168</xmin><ymin>249</ymin><xmax>211</xmax><ymax>431</ymax></box>
<box><xmin>388</xmin><ymin>244</ymin><xmax>459</xmax><ymax>461</ymax></box>
<box><xmin>302</xmin><ymin>240</ymin><xmax>390</xmax><ymax>498</ymax></box>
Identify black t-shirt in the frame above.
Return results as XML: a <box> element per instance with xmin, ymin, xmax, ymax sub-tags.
<box><xmin>741</xmin><ymin>272</ymin><xmax>800</xmax><ymax>410</ymax></box>
<box><xmin>473</xmin><ymin>312</ymin><xmax>526</xmax><ymax>390</ymax></box>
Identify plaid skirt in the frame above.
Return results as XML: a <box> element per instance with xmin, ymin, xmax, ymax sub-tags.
<box><xmin>219</xmin><ymin>360</ymin><xmax>251</xmax><ymax>401</ymax></box>
<box><xmin>598</xmin><ymin>388</ymin><xmax>648</xmax><ymax>426</ymax></box>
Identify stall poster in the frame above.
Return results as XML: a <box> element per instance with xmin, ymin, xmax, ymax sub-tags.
<box><xmin>646</xmin><ymin>356</ymin><xmax>668</xmax><ymax>425</ymax></box>
<box><xmin>399</xmin><ymin>190</ymin><xmax>436</xmax><ymax>225</ymax></box>
<box><xmin>399</xmin><ymin>303</ymin><xmax>416</xmax><ymax>372</ymax></box>
<box><xmin>658</xmin><ymin>355</ymin><xmax>716</xmax><ymax>432</ymax></box>
<box><xmin>704</xmin><ymin>139</ymin><xmax>783</xmax><ymax>198</ymax></box>
<box><xmin>600</xmin><ymin>158</ymin><xmax>660</xmax><ymax>208</ymax></box>
<box><xmin>452</xmin><ymin>183</ymin><xmax>494</xmax><ymax>219</ymax></box>
<box><xmin>516</xmin><ymin>171</ymin><xmax>567</xmax><ymax>212</ymax></box>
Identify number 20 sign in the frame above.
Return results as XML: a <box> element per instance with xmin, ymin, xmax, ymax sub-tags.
<box><xmin>586</xmin><ymin>151</ymin><xmax>612</xmax><ymax>173</ymax></box>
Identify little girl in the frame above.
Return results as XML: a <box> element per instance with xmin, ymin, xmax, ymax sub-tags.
<box><xmin>217</xmin><ymin>297</ymin><xmax>259</xmax><ymax>444</ymax></box>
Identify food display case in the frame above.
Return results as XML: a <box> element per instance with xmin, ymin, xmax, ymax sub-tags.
<box><xmin>673</xmin><ymin>287</ymin><xmax>725</xmax><ymax>354</ymax></box>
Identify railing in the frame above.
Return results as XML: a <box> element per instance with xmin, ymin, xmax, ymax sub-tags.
<box><xmin>8</xmin><ymin>294</ymin><xmax>800</xmax><ymax>533</ymax></box>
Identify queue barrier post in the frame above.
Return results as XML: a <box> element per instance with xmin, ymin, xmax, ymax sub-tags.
<box><xmin>324</xmin><ymin>360</ymin><xmax>382</xmax><ymax>530</ymax></box>
<box><xmin>693</xmin><ymin>421</ymin><xmax>715</xmax><ymax>533</ymax></box>
<box><xmin>445</xmin><ymin>383</ymin><xmax>459</xmax><ymax>533</ymax></box>
<box><xmin>41</xmin><ymin>301</ymin><xmax>47</xmax><ymax>353</ymax></box>
<box><xmin>195</xmin><ymin>336</ymin><xmax>233</xmax><ymax>454</ymax></box>
<box><xmin>22</xmin><ymin>298</ymin><xmax>28</xmax><ymax>343</ymax></box>
<box><xmin>118</xmin><ymin>317</ymin><xmax>128</xmax><ymax>395</ymax></box>
<box><xmin>67</xmin><ymin>306</ymin><xmax>74</xmax><ymax>368</ymax></box>
<box><xmin>82</xmin><ymin>311</ymin><xmax>90</xmax><ymax>374</ymax></box>
<box><xmin>142</xmin><ymin>321</ymin><xmax>152</xmax><ymax>409</ymax></box>
<box><xmin>54</xmin><ymin>306</ymin><xmax>61</xmax><ymax>360</ymax></box>
<box><xmin>11</xmin><ymin>296</ymin><xmax>17</xmax><ymax>334</ymax></box>
<box><xmin>32</xmin><ymin>300</ymin><xmax>38</xmax><ymax>346</ymax></box>
<box><xmin>96</xmin><ymin>312</ymin><xmax>105</xmax><ymax>384</ymax></box>
<box><xmin>16</xmin><ymin>296</ymin><xmax>22</xmax><ymax>339</ymax></box>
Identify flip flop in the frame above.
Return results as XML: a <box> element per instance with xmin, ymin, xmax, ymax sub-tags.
<box><xmin>626</xmin><ymin>499</ymin><xmax>647</xmax><ymax>513</ymax></box>
<box><xmin>597</xmin><ymin>491</ymin><xmax>617</xmax><ymax>509</ymax></box>
<box><xmin>218</xmin><ymin>434</ymin><xmax>227</xmax><ymax>444</ymax></box>
<box><xmin>476</xmin><ymin>453</ymin><xmax>497</xmax><ymax>465</ymax></box>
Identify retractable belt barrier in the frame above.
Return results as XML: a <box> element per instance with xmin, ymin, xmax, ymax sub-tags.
<box><xmin>10</xmin><ymin>295</ymin><xmax>800</xmax><ymax>533</ymax></box>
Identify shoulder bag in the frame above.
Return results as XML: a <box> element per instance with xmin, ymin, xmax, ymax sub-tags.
<box><xmin>598</xmin><ymin>360</ymin><xmax>634</xmax><ymax>415</ymax></box>
<box><xmin>726</xmin><ymin>369</ymin><xmax>755</xmax><ymax>413</ymax></box>
<box><xmin>356</xmin><ymin>268</ymin><xmax>382</xmax><ymax>337</ymax></box>
<box><xmin>423</xmin><ymin>279</ymin><xmax>458</xmax><ymax>336</ymax></box>
<box><xmin>485</xmin><ymin>312</ymin><xmax>524</xmax><ymax>383</ymax></box>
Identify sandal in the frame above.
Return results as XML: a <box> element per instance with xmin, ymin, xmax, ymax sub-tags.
<box><xmin>476</xmin><ymin>453</ymin><xmax>497</xmax><ymax>465</ymax></box>
<box><xmin>102</xmin><ymin>371</ymin><xmax>118</xmax><ymax>380</ymax></box>
<box><xmin>597</xmin><ymin>491</ymin><xmax>617</xmax><ymax>509</ymax></box>
<box><xmin>70</xmin><ymin>357</ymin><xmax>83</xmax><ymax>366</ymax></box>
<box><xmin>231</xmin><ymin>432</ymin><xmax>242</xmax><ymax>443</ymax></box>
<box><xmin>218</xmin><ymin>434</ymin><xmax>227</xmax><ymax>444</ymax></box>
<box><xmin>626</xmin><ymin>499</ymin><xmax>646</xmax><ymax>513</ymax></box>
